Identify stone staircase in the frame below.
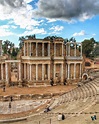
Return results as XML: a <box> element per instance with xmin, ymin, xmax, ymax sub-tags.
<box><xmin>49</xmin><ymin>78</ymin><xmax>98</xmax><ymax>109</ymax></box>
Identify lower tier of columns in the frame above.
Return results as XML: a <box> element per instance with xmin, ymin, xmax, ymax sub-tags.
<box><xmin>0</xmin><ymin>62</ymin><xmax>83</xmax><ymax>86</ymax></box>
<box><xmin>22</xmin><ymin>62</ymin><xmax>83</xmax><ymax>84</ymax></box>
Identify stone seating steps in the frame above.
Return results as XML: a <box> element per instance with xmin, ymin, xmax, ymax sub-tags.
<box><xmin>82</xmin><ymin>85</ymin><xmax>89</xmax><ymax>98</ymax></box>
<box><xmin>84</xmin><ymin>84</ymin><xmax>93</xmax><ymax>97</ymax></box>
<box><xmin>49</xmin><ymin>79</ymin><xmax>98</xmax><ymax>109</ymax></box>
<box><xmin>87</xmin><ymin>83</ymin><xmax>97</xmax><ymax>96</ymax></box>
<box><xmin>93</xmin><ymin>80</ymin><xmax>99</xmax><ymax>87</ymax></box>
<box><xmin>33</xmin><ymin>97</ymin><xmax>96</xmax><ymax>124</ymax></box>
<box><xmin>79</xmin><ymin>86</ymin><xmax>88</xmax><ymax>99</ymax></box>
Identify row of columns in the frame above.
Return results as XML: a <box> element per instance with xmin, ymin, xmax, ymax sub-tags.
<box><xmin>1</xmin><ymin>62</ymin><xmax>82</xmax><ymax>82</ymax></box>
<box><xmin>24</xmin><ymin>42</ymin><xmax>82</xmax><ymax>57</ymax></box>
<box><xmin>24</xmin><ymin>42</ymin><xmax>65</xmax><ymax>57</ymax></box>
<box><xmin>23</xmin><ymin>63</ymin><xmax>50</xmax><ymax>81</ymax></box>
<box><xmin>66</xmin><ymin>43</ymin><xmax>82</xmax><ymax>56</ymax></box>
<box><xmin>67</xmin><ymin>63</ymin><xmax>82</xmax><ymax>79</ymax></box>
<box><xmin>24</xmin><ymin>42</ymin><xmax>50</xmax><ymax>57</ymax></box>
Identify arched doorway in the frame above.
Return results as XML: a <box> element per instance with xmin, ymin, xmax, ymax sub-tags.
<box><xmin>82</xmin><ymin>73</ymin><xmax>89</xmax><ymax>80</ymax></box>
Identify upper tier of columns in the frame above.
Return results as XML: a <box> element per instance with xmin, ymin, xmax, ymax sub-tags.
<box><xmin>24</xmin><ymin>42</ymin><xmax>51</xmax><ymax>57</ymax></box>
<box><xmin>23</xmin><ymin>41</ymin><xmax>82</xmax><ymax>57</ymax></box>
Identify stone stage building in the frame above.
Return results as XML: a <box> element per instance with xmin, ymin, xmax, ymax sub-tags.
<box><xmin>0</xmin><ymin>38</ymin><xmax>84</xmax><ymax>87</ymax></box>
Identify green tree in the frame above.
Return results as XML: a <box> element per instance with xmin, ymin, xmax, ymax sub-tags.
<box><xmin>91</xmin><ymin>42</ymin><xmax>99</xmax><ymax>57</ymax></box>
<box><xmin>2</xmin><ymin>40</ymin><xmax>11</xmax><ymax>54</ymax></box>
<box><xmin>19</xmin><ymin>36</ymin><xmax>25</xmax><ymax>49</ymax></box>
<box><xmin>82</xmin><ymin>38</ymin><xmax>95</xmax><ymax>57</ymax></box>
<box><xmin>25</xmin><ymin>34</ymin><xmax>36</xmax><ymax>39</ymax></box>
<box><xmin>44</xmin><ymin>35</ymin><xmax>63</xmax><ymax>42</ymax></box>
<box><xmin>2</xmin><ymin>40</ymin><xmax>19</xmax><ymax>59</ymax></box>
<box><xmin>11</xmin><ymin>48</ymin><xmax>17</xmax><ymax>59</ymax></box>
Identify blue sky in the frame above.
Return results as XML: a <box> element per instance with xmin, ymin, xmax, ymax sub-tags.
<box><xmin>0</xmin><ymin>0</ymin><xmax>99</xmax><ymax>47</ymax></box>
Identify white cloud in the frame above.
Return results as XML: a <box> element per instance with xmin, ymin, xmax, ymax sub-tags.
<box><xmin>50</xmin><ymin>25</ymin><xmax>64</xmax><ymax>32</ymax></box>
<box><xmin>24</xmin><ymin>0</ymin><xmax>33</xmax><ymax>3</ymax></box>
<box><xmin>47</xmin><ymin>18</ymin><xmax>57</xmax><ymax>23</ymax></box>
<box><xmin>79</xmin><ymin>13</ymin><xmax>93</xmax><ymax>21</ymax></box>
<box><xmin>0</xmin><ymin>0</ymin><xmax>42</xmax><ymax>30</ymax></box>
<box><xmin>19</xmin><ymin>28</ymin><xmax>47</xmax><ymax>36</ymax></box>
<box><xmin>73</xmin><ymin>30</ymin><xmax>86</xmax><ymax>37</ymax></box>
<box><xmin>0</xmin><ymin>25</ymin><xmax>14</xmax><ymax>37</ymax></box>
<box><xmin>11</xmin><ymin>25</ymin><xmax>18</xmax><ymax>29</ymax></box>
<box><xmin>92</xmin><ymin>33</ymin><xmax>96</xmax><ymax>36</ymax></box>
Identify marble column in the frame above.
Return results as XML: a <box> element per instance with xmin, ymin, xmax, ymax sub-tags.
<box><xmin>24</xmin><ymin>63</ymin><xmax>26</xmax><ymax>79</ymax></box>
<box><xmin>67</xmin><ymin>63</ymin><xmax>70</xmax><ymax>79</ymax></box>
<box><xmin>24</xmin><ymin>43</ymin><xmax>26</xmax><ymax>56</ymax></box>
<box><xmin>36</xmin><ymin>64</ymin><xmax>38</xmax><ymax>80</ymax></box>
<box><xmin>80</xmin><ymin>63</ymin><xmax>82</xmax><ymax>79</ymax></box>
<box><xmin>42</xmin><ymin>64</ymin><xmax>44</xmax><ymax>80</ymax></box>
<box><xmin>61</xmin><ymin>63</ymin><xmax>63</xmax><ymax>82</ymax></box>
<box><xmin>29</xmin><ymin>42</ymin><xmax>31</xmax><ymax>56</ymax></box>
<box><xmin>48</xmin><ymin>43</ymin><xmax>50</xmax><ymax>57</ymax></box>
<box><xmin>42</xmin><ymin>43</ymin><xmax>44</xmax><ymax>56</ymax></box>
<box><xmin>74</xmin><ymin>63</ymin><xmax>76</xmax><ymax>79</ymax></box>
<box><xmin>1</xmin><ymin>63</ymin><xmax>3</xmax><ymax>80</ymax></box>
<box><xmin>27</xmin><ymin>64</ymin><xmax>30</xmax><ymax>80</ymax></box>
<box><xmin>19</xmin><ymin>62</ymin><xmax>21</xmax><ymax>81</ymax></box>
<box><xmin>36</xmin><ymin>42</ymin><xmax>38</xmax><ymax>57</ymax></box>
<box><xmin>29</xmin><ymin>64</ymin><xmax>32</xmax><ymax>81</ymax></box>
<box><xmin>27</xmin><ymin>42</ymin><xmax>28</xmax><ymax>56</ymax></box>
<box><xmin>54</xmin><ymin>64</ymin><xmax>56</xmax><ymax>80</ymax></box>
<box><xmin>5</xmin><ymin>63</ymin><xmax>9</xmax><ymax>84</ymax></box>
<box><xmin>54</xmin><ymin>43</ymin><xmax>56</xmax><ymax>56</ymax></box>
<box><xmin>48</xmin><ymin>64</ymin><xmax>50</xmax><ymax>80</ymax></box>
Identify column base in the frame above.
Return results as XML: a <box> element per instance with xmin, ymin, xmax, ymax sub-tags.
<box><xmin>18</xmin><ymin>81</ymin><xmax>22</xmax><ymax>87</ymax></box>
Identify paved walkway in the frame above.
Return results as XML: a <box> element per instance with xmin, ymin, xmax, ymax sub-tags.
<box><xmin>0</xmin><ymin>99</ymin><xmax>50</xmax><ymax>114</ymax></box>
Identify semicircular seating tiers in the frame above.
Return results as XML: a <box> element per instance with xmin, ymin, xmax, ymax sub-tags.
<box><xmin>49</xmin><ymin>78</ymin><xmax>98</xmax><ymax>109</ymax></box>
<box><xmin>32</xmin><ymin>78</ymin><xmax>99</xmax><ymax>124</ymax></box>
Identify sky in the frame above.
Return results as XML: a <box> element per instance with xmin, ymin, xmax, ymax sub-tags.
<box><xmin>0</xmin><ymin>0</ymin><xmax>99</xmax><ymax>47</ymax></box>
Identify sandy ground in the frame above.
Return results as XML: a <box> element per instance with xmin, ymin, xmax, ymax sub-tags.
<box><xmin>0</xmin><ymin>85</ymin><xmax>76</xmax><ymax>96</ymax></box>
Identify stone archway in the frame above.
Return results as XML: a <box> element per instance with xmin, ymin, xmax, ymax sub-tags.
<box><xmin>82</xmin><ymin>73</ymin><xmax>89</xmax><ymax>80</ymax></box>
